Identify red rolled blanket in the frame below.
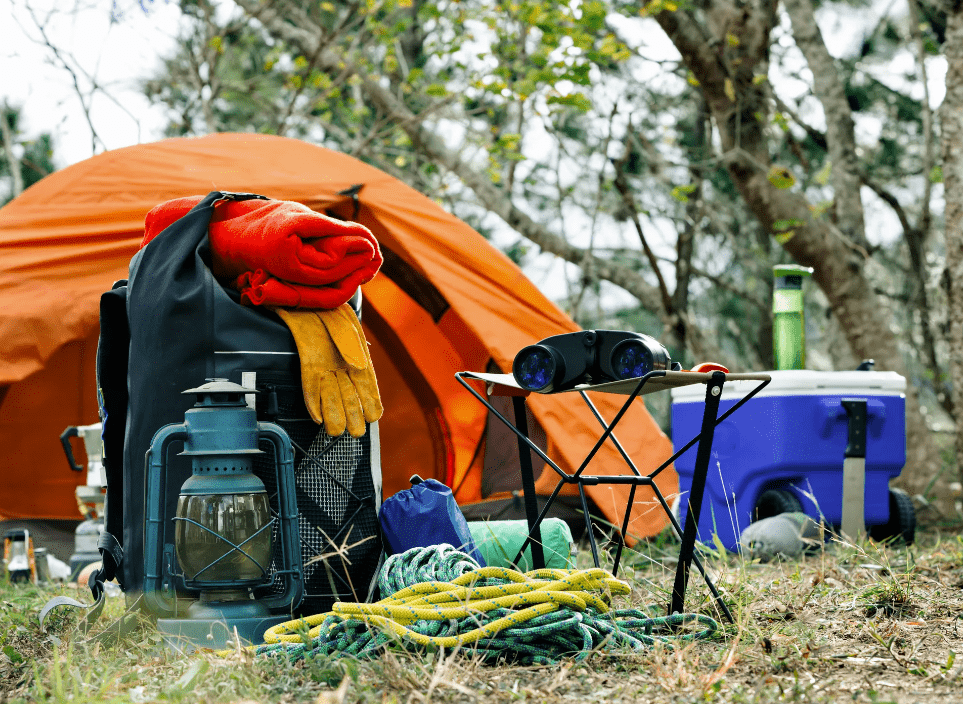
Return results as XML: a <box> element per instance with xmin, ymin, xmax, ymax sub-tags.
<box><xmin>141</xmin><ymin>195</ymin><xmax>382</xmax><ymax>309</ymax></box>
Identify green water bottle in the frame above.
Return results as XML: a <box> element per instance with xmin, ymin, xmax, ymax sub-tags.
<box><xmin>772</xmin><ymin>264</ymin><xmax>813</xmax><ymax>370</ymax></box>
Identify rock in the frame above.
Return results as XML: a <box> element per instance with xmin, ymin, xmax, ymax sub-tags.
<box><xmin>739</xmin><ymin>512</ymin><xmax>822</xmax><ymax>561</ymax></box>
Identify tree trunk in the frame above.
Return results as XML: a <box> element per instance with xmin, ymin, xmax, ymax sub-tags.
<box><xmin>655</xmin><ymin>0</ymin><xmax>945</xmax><ymax>505</ymax></box>
<box><xmin>941</xmin><ymin>2</ymin><xmax>963</xmax><ymax>496</ymax></box>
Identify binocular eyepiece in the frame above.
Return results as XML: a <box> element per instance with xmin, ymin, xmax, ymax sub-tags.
<box><xmin>512</xmin><ymin>330</ymin><xmax>673</xmax><ymax>393</ymax></box>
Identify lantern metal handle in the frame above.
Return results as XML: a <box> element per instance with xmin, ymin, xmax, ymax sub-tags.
<box><xmin>143</xmin><ymin>423</ymin><xmax>188</xmax><ymax>618</ymax></box>
<box><xmin>252</xmin><ymin>421</ymin><xmax>303</xmax><ymax>612</ymax></box>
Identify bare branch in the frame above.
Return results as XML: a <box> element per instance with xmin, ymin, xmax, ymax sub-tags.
<box><xmin>861</xmin><ymin>176</ymin><xmax>913</xmax><ymax>236</ymax></box>
<box><xmin>612</xmin><ymin>154</ymin><xmax>674</xmax><ymax>316</ymax></box>
<box><xmin>674</xmin><ymin>258</ymin><xmax>769</xmax><ymax>313</ymax></box>
<box><xmin>782</xmin><ymin>0</ymin><xmax>868</xmax><ymax>251</ymax></box>
<box><xmin>773</xmin><ymin>95</ymin><xmax>828</xmax><ymax>151</ymax></box>
<box><xmin>23</xmin><ymin>1</ymin><xmax>104</xmax><ymax>152</ymax></box>
<box><xmin>571</xmin><ymin>102</ymin><xmax>622</xmax><ymax>321</ymax></box>
<box><xmin>908</xmin><ymin>0</ymin><xmax>935</xmax><ymax>238</ymax></box>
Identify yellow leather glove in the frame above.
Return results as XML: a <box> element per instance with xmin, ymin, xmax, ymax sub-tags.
<box><xmin>274</xmin><ymin>305</ymin><xmax>383</xmax><ymax>437</ymax></box>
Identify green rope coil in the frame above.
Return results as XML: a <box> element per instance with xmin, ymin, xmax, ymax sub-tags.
<box><xmin>254</xmin><ymin>545</ymin><xmax>718</xmax><ymax>665</ymax></box>
<box><xmin>378</xmin><ymin>544</ymin><xmax>479</xmax><ymax>596</ymax></box>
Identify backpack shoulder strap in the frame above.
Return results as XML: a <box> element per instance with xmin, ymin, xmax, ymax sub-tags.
<box><xmin>88</xmin><ymin>281</ymin><xmax>129</xmax><ymax>597</ymax></box>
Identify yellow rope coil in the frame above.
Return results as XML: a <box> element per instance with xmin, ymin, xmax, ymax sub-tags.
<box><xmin>262</xmin><ymin>566</ymin><xmax>630</xmax><ymax>647</ymax></box>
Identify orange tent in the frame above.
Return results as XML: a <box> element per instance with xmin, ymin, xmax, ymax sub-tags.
<box><xmin>0</xmin><ymin>133</ymin><xmax>676</xmax><ymax>540</ymax></box>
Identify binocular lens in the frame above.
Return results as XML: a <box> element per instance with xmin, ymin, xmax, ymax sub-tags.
<box><xmin>612</xmin><ymin>341</ymin><xmax>653</xmax><ymax>380</ymax></box>
<box><xmin>514</xmin><ymin>347</ymin><xmax>556</xmax><ymax>391</ymax></box>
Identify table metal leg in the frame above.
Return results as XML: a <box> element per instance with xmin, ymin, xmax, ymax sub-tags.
<box><xmin>648</xmin><ymin>480</ymin><xmax>734</xmax><ymax>623</ymax></box>
<box><xmin>512</xmin><ymin>396</ymin><xmax>546</xmax><ymax>570</ymax></box>
<box><xmin>577</xmin><ymin>481</ymin><xmax>601</xmax><ymax>567</ymax></box>
<box><xmin>670</xmin><ymin>371</ymin><xmax>725</xmax><ymax>615</ymax></box>
<box><xmin>612</xmin><ymin>483</ymin><xmax>636</xmax><ymax>574</ymax></box>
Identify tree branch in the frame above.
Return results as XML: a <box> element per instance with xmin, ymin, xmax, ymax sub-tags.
<box><xmin>908</xmin><ymin>0</ymin><xmax>935</xmax><ymax>238</ymax></box>
<box><xmin>612</xmin><ymin>155</ymin><xmax>674</xmax><ymax>316</ymax></box>
<box><xmin>232</xmin><ymin>0</ymin><xmax>671</xmax><ymax>323</ymax></box>
<box><xmin>783</xmin><ymin>0</ymin><xmax>868</xmax><ymax>251</ymax></box>
<box><xmin>773</xmin><ymin>95</ymin><xmax>828</xmax><ymax>151</ymax></box>
<box><xmin>23</xmin><ymin>1</ymin><xmax>104</xmax><ymax>153</ymax></box>
<box><xmin>861</xmin><ymin>175</ymin><xmax>913</xmax><ymax>234</ymax></box>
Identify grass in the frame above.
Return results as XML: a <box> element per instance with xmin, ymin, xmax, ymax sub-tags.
<box><xmin>2</xmin><ymin>529</ymin><xmax>963</xmax><ymax>703</ymax></box>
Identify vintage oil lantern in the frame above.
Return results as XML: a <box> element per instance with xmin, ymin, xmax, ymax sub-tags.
<box><xmin>142</xmin><ymin>379</ymin><xmax>303</xmax><ymax>649</ymax></box>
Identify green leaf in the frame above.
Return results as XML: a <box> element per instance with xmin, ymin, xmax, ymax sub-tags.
<box><xmin>546</xmin><ymin>93</ymin><xmax>593</xmax><ymax>112</ymax></box>
<box><xmin>498</xmin><ymin>133</ymin><xmax>521</xmax><ymax>150</ymax></box>
<box><xmin>814</xmin><ymin>160</ymin><xmax>832</xmax><ymax>186</ymax></box>
<box><xmin>930</xmin><ymin>165</ymin><xmax>943</xmax><ymax>184</ymax></box>
<box><xmin>425</xmin><ymin>84</ymin><xmax>448</xmax><ymax>97</ymax></box>
<box><xmin>671</xmin><ymin>184</ymin><xmax>698</xmax><ymax>202</ymax></box>
<box><xmin>772</xmin><ymin>218</ymin><xmax>804</xmax><ymax>232</ymax></box>
<box><xmin>581</xmin><ymin>1</ymin><xmax>607</xmax><ymax>31</ymax></box>
<box><xmin>2</xmin><ymin>645</ymin><xmax>23</xmax><ymax>664</ymax></box>
<box><xmin>641</xmin><ymin>0</ymin><xmax>677</xmax><ymax>15</ymax></box>
<box><xmin>711</xmin><ymin>533</ymin><xmax>728</xmax><ymax>555</ymax></box>
<box><xmin>810</xmin><ymin>200</ymin><xmax>833</xmax><ymax>219</ymax></box>
<box><xmin>768</xmin><ymin>166</ymin><xmax>796</xmax><ymax>189</ymax></box>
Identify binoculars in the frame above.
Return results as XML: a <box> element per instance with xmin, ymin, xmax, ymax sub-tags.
<box><xmin>512</xmin><ymin>330</ymin><xmax>675</xmax><ymax>393</ymax></box>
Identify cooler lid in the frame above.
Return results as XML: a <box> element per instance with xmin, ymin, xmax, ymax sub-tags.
<box><xmin>670</xmin><ymin>369</ymin><xmax>906</xmax><ymax>403</ymax></box>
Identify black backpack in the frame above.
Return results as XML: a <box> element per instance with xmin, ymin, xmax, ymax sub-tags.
<box><xmin>93</xmin><ymin>191</ymin><xmax>382</xmax><ymax>616</ymax></box>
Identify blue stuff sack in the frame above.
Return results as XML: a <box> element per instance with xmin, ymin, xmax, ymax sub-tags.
<box><xmin>379</xmin><ymin>476</ymin><xmax>485</xmax><ymax>565</ymax></box>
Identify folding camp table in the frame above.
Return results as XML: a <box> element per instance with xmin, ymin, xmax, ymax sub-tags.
<box><xmin>455</xmin><ymin>369</ymin><xmax>771</xmax><ymax>623</ymax></box>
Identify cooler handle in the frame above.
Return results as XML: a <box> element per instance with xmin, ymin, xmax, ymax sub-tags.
<box><xmin>818</xmin><ymin>398</ymin><xmax>885</xmax><ymax>437</ymax></box>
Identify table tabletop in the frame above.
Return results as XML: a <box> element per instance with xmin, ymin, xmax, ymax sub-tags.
<box><xmin>459</xmin><ymin>370</ymin><xmax>772</xmax><ymax>397</ymax></box>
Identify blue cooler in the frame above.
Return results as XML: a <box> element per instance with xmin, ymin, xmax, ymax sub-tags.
<box><xmin>670</xmin><ymin>370</ymin><xmax>906</xmax><ymax>552</ymax></box>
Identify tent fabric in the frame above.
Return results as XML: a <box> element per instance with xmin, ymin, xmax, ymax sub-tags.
<box><xmin>0</xmin><ymin>133</ymin><xmax>677</xmax><ymax>541</ymax></box>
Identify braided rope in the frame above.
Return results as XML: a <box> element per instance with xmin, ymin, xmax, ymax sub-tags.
<box><xmin>377</xmin><ymin>544</ymin><xmax>479</xmax><ymax>595</ymax></box>
<box><xmin>253</xmin><ymin>545</ymin><xmax>718</xmax><ymax>665</ymax></box>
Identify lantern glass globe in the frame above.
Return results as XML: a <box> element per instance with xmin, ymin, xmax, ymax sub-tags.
<box><xmin>175</xmin><ymin>492</ymin><xmax>272</xmax><ymax>584</ymax></box>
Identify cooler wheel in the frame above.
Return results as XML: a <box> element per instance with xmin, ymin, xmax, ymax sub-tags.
<box><xmin>869</xmin><ymin>487</ymin><xmax>916</xmax><ymax>546</ymax></box>
<box><xmin>754</xmin><ymin>489</ymin><xmax>803</xmax><ymax>521</ymax></box>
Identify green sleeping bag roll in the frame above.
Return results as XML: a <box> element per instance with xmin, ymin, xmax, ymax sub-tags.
<box><xmin>467</xmin><ymin>519</ymin><xmax>577</xmax><ymax>571</ymax></box>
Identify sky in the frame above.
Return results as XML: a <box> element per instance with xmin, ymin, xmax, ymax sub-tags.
<box><xmin>2</xmin><ymin>0</ymin><xmax>179</xmax><ymax>167</ymax></box>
